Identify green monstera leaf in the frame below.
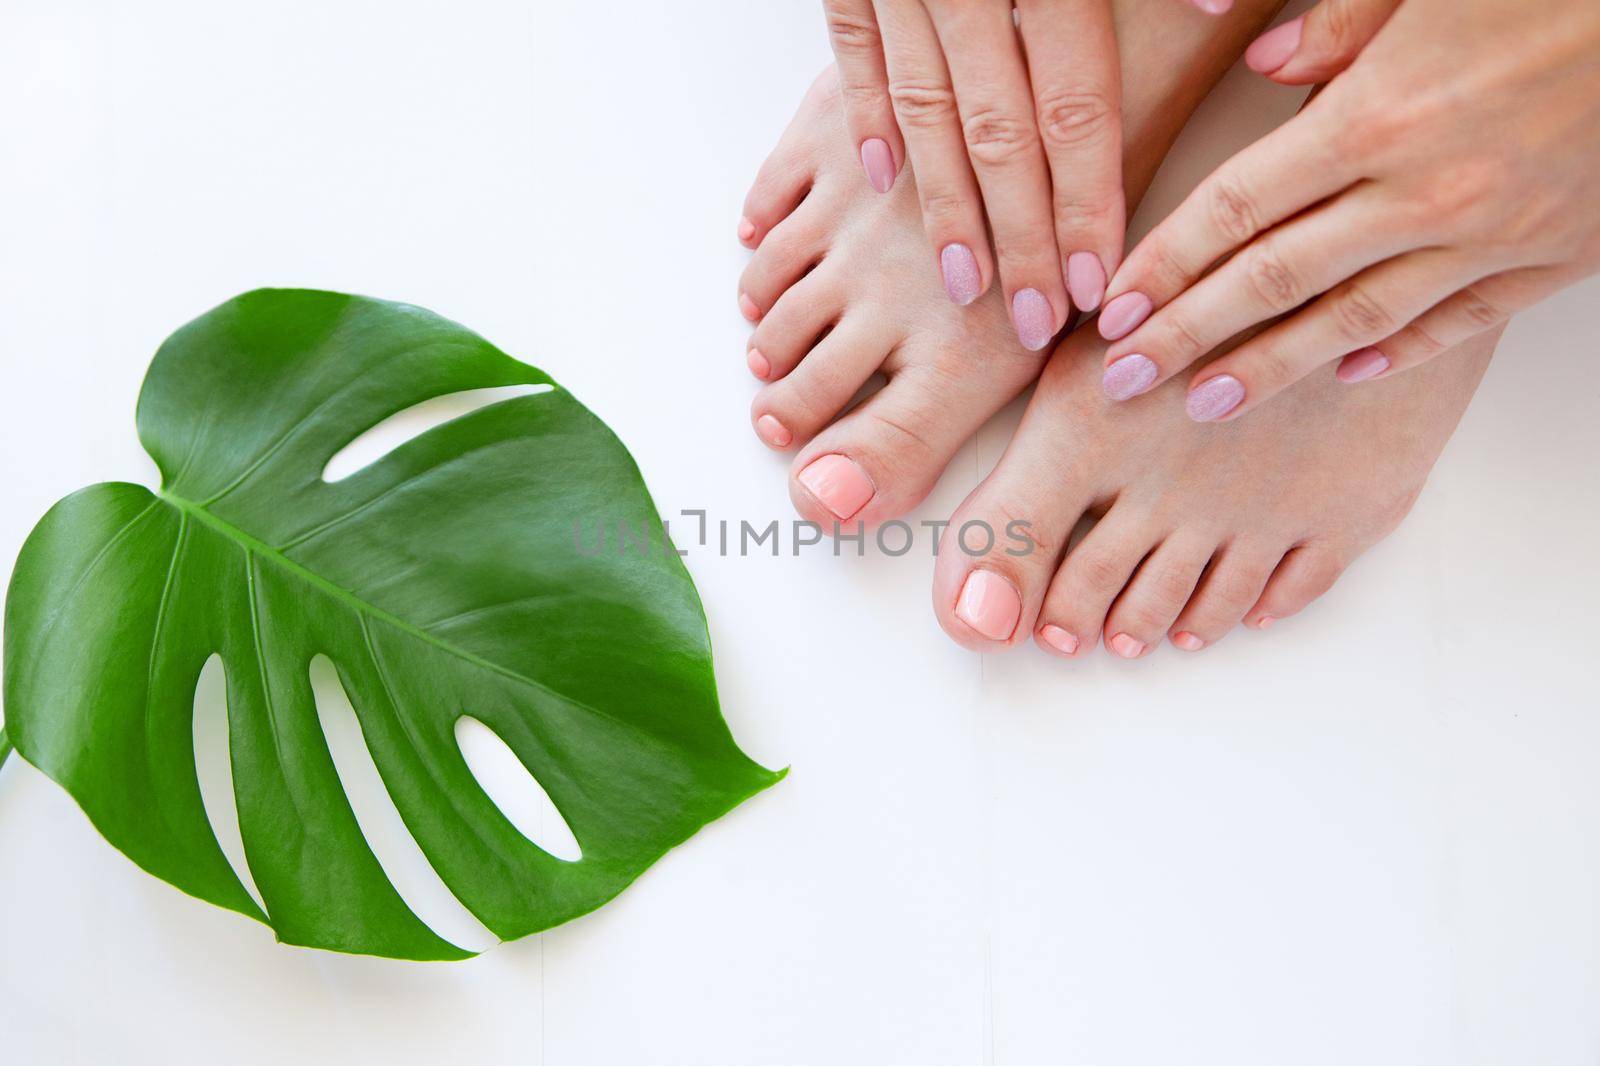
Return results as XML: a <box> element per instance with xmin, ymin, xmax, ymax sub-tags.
<box><xmin>1</xmin><ymin>289</ymin><xmax>780</xmax><ymax>960</ymax></box>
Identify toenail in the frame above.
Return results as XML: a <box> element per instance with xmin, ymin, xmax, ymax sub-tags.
<box><xmin>1102</xmin><ymin>354</ymin><xmax>1159</xmax><ymax>401</ymax></box>
<box><xmin>1066</xmin><ymin>252</ymin><xmax>1106</xmax><ymax>313</ymax></box>
<box><xmin>747</xmin><ymin>347</ymin><xmax>771</xmax><ymax>380</ymax></box>
<box><xmin>737</xmin><ymin>216</ymin><xmax>756</xmax><ymax>245</ymax></box>
<box><xmin>1012</xmin><ymin>288</ymin><xmax>1055</xmax><ymax>351</ymax></box>
<box><xmin>860</xmin><ymin>138</ymin><xmax>897</xmax><ymax>194</ymax></box>
<box><xmin>797</xmin><ymin>453</ymin><xmax>875</xmax><ymax>520</ymax></box>
<box><xmin>738</xmin><ymin>292</ymin><xmax>761</xmax><ymax>322</ymax></box>
<box><xmin>940</xmin><ymin>243</ymin><xmax>982</xmax><ymax>305</ymax></box>
<box><xmin>1098</xmin><ymin>292</ymin><xmax>1152</xmax><ymax>340</ymax></box>
<box><xmin>1039</xmin><ymin>624</ymin><xmax>1080</xmax><ymax>656</ymax></box>
<box><xmin>1186</xmin><ymin>374</ymin><xmax>1246</xmax><ymax>421</ymax></box>
<box><xmin>1255</xmin><ymin>614</ymin><xmax>1277</xmax><ymax>630</ymax></box>
<box><xmin>1171</xmin><ymin>631</ymin><xmax>1205</xmax><ymax>652</ymax></box>
<box><xmin>1109</xmin><ymin>632</ymin><xmax>1147</xmax><ymax>658</ymax></box>
<box><xmin>1337</xmin><ymin>347</ymin><xmax>1391</xmax><ymax>383</ymax></box>
<box><xmin>755</xmin><ymin>413</ymin><xmax>792</xmax><ymax>449</ymax></box>
<box><xmin>955</xmin><ymin>570</ymin><xmax>1021</xmax><ymax>642</ymax></box>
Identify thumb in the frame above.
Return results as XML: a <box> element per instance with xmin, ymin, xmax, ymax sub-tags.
<box><xmin>1245</xmin><ymin>0</ymin><xmax>1403</xmax><ymax>84</ymax></box>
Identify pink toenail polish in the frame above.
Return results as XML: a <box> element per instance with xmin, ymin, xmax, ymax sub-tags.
<box><xmin>1186</xmin><ymin>374</ymin><xmax>1246</xmax><ymax>421</ymax></box>
<box><xmin>1255</xmin><ymin>614</ymin><xmax>1277</xmax><ymax>630</ymax></box>
<box><xmin>747</xmin><ymin>348</ymin><xmax>771</xmax><ymax>380</ymax></box>
<box><xmin>955</xmin><ymin>570</ymin><xmax>1021</xmax><ymax>642</ymax></box>
<box><xmin>860</xmin><ymin>138</ymin><xmax>896</xmax><ymax>194</ymax></box>
<box><xmin>1102</xmin><ymin>354</ymin><xmax>1159</xmax><ymax>401</ymax></box>
<box><xmin>1066</xmin><ymin>252</ymin><xmax>1107</xmax><ymax>313</ymax></box>
<box><xmin>940</xmin><ymin>243</ymin><xmax>982</xmax><ymax>305</ymax></box>
<box><xmin>1246</xmin><ymin>16</ymin><xmax>1304</xmax><ymax>74</ymax></box>
<box><xmin>1012</xmin><ymin>288</ymin><xmax>1055</xmax><ymax>351</ymax></box>
<box><xmin>1109</xmin><ymin>632</ymin><xmax>1146</xmax><ymax>658</ymax></box>
<box><xmin>1097</xmin><ymin>292</ymin><xmax>1152</xmax><ymax>340</ymax></box>
<box><xmin>1337</xmin><ymin>347</ymin><xmax>1391</xmax><ymax>383</ymax></box>
<box><xmin>798</xmin><ymin>453</ymin><xmax>875</xmax><ymax>520</ymax></box>
<box><xmin>1039</xmin><ymin>624</ymin><xmax>1080</xmax><ymax>656</ymax></box>
<box><xmin>739</xmin><ymin>292</ymin><xmax>761</xmax><ymax>323</ymax></box>
<box><xmin>755</xmin><ymin>414</ymin><xmax>792</xmax><ymax>449</ymax></box>
<box><xmin>737</xmin><ymin>216</ymin><xmax>757</xmax><ymax>245</ymax></box>
<box><xmin>1171</xmin><ymin>631</ymin><xmax>1205</xmax><ymax>652</ymax></box>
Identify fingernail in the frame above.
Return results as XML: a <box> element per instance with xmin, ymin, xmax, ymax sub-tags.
<box><xmin>1109</xmin><ymin>632</ymin><xmax>1147</xmax><ymax>658</ymax></box>
<box><xmin>1246</xmin><ymin>16</ymin><xmax>1303</xmax><ymax>74</ymax></box>
<box><xmin>755</xmin><ymin>414</ymin><xmax>791</xmax><ymax>448</ymax></box>
<box><xmin>1186</xmin><ymin>374</ymin><xmax>1246</xmax><ymax>421</ymax></box>
<box><xmin>1102</xmin><ymin>354</ymin><xmax>1159</xmax><ymax>401</ymax></box>
<box><xmin>1256</xmin><ymin>614</ymin><xmax>1277</xmax><ymax>630</ymax></box>
<box><xmin>1012</xmin><ymin>288</ymin><xmax>1055</xmax><ymax>351</ymax></box>
<box><xmin>738</xmin><ymin>292</ymin><xmax>761</xmax><ymax>322</ymax></box>
<box><xmin>940</xmin><ymin>243</ymin><xmax>982</xmax><ymax>305</ymax></box>
<box><xmin>798</xmin><ymin>453</ymin><xmax>875</xmax><ymax>520</ymax></box>
<box><xmin>737</xmin><ymin>216</ymin><xmax>756</xmax><ymax>245</ymax></box>
<box><xmin>1066</xmin><ymin>252</ymin><xmax>1106</xmax><ymax>313</ymax></box>
<box><xmin>1098</xmin><ymin>292</ymin><xmax>1152</xmax><ymax>340</ymax></box>
<box><xmin>747</xmin><ymin>347</ymin><xmax>771</xmax><ymax>380</ymax></box>
<box><xmin>1337</xmin><ymin>347</ymin><xmax>1391</xmax><ymax>383</ymax></box>
<box><xmin>1039</xmin><ymin>624</ymin><xmax>1080</xmax><ymax>656</ymax></box>
<box><xmin>955</xmin><ymin>570</ymin><xmax>1021</xmax><ymax>642</ymax></box>
<box><xmin>1171</xmin><ymin>631</ymin><xmax>1205</xmax><ymax>652</ymax></box>
<box><xmin>860</xmin><ymin>138</ymin><xmax>896</xmax><ymax>194</ymax></box>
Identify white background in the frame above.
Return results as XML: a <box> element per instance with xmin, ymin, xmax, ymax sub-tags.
<box><xmin>2</xmin><ymin>1</ymin><xmax>1597</xmax><ymax>1063</ymax></box>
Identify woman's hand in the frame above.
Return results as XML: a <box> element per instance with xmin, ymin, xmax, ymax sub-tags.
<box><xmin>1095</xmin><ymin>0</ymin><xmax>1600</xmax><ymax>421</ymax></box>
<box><xmin>821</xmin><ymin>0</ymin><xmax>1128</xmax><ymax>349</ymax></box>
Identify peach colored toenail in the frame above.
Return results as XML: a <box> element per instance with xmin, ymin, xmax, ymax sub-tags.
<box><xmin>955</xmin><ymin>570</ymin><xmax>1021</xmax><ymax>642</ymax></box>
<box><xmin>1337</xmin><ymin>347</ymin><xmax>1391</xmax><ymax>383</ymax></box>
<box><xmin>1012</xmin><ymin>288</ymin><xmax>1055</xmax><ymax>351</ymax></box>
<box><xmin>747</xmin><ymin>348</ymin><xmax>771</xmax><ymax>380</ymax></box>
<box><xmin>1098</xmin><ymin>292</ymin><xmax>1152</xmax><ymax>340</ymax></box>
<box><xmin>1246</xmin><ymin>16</ymin><xmax>1303</xmax><ymax>74</ymax></box>
<box><xmin>860</xmin><ymin>138</ymin><xmax>896</xmax><ymax>194</ymax></box>
<box><xmin>798</xmin><ymin>453</ymin><xmax>875</xmax><ymax>520</ymax></box>
<box><xmin>1102</xmin><ymin>354</ymin><xmax>1159</xmax><ymax>401</ymax></box>
<box><xmin>1186</xmin><ymin>374</ymin><xmax>1246</xmax><ymax>421</ymax></box>
<box><xmin>737</xmin><ymin>217</ymin><xmax>756</xmax><ymax>244</ymax></box>
<box><xmin>1039</xmin><ymin>624</ymin><xmax>1080</xmax><ymax>656</ymax></box>
<box><xmin>1109</xmin><ymin>632</ymin><xmax>1146</xmax><ymax>658</ymax></box>
<box><xmin>738</xmin><ymin>292</ymin><xmax>761</xmax><ymax>322</ymax></box>
<box><xmin>940</xmin><ymin>243</ymin><xmax>982</xmax><ymax>305</ymax></box>
<box><xmin>1066</xmin><ymin>252</ymin><xmax>1106</xmax><ymax>313</ymax></box>
<box><xmin>1255</xmin><ymin>614</ymin><xmax>1277</xmax><ymax>630</ymax></box>
<box><xmin>1172</xmin><ymin>631</ymin><xmax>1205</xmax><ymax>652</ymax></box>
<box><xmin>755</xmin><ymin>414</ymin><xmax>791</xmax><ymax>448</ymax></box>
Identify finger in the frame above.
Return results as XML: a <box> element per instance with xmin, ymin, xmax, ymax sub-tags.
<box><xmin>1101</xmin><ymin>190</ymin><xmax>1417</xmax><ymax>397</ymax></box>
<box><xmin>1017</xmin><ymin>0</ymin><xmax>1125</xmax><ymax>314</ymax></box>
<box><xmin>930</xmin><ymin>0</ymin><xmax>1070</xmax><ymax>349</ymax></box>
<box><xmin>876</xmin><ymin>0</ymin><xmax>995</xmax><ymax>307</ymax></box>
<box><xmin>1248</xmin><ymin>0</ymin><xmax>1404</xmax><ymax>84</ymax></box>
<box><xmin>822</xmin><ymin>0</ymin><xmax>905</xmax><ymax>193</ymax></box>
<box><xmin>1099</xmin><ymin>102</ymin><xmax>1358</xmax><ymax>341</ymax></box>
<box><xmin>1184</xmin><ymin>248</ymin><xmax>1484</xmax><ymax>421</ymax></box>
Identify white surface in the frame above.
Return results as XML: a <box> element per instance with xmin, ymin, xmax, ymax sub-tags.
<box><xmin>1</xmin><ymin>2</ymin><xmax>1597</xmax><ymax>1063</ymax></box>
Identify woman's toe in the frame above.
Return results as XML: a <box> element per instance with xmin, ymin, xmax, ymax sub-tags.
<box><xmin>1034</xmin><ymin>506</ymin><xmax>1163</xmax><ymax>659</ymax></box>
<box><xmin>1100</xmin><ymin>531</ymin><xmax>1216</xmax><ymax>658</ymax></box>
<box><xmin>1246</xmin><ymin>543</ymin><xmax>1349</xmax><ymax>631</ymax></box>
<box><xmin>750</xmin><ymin>315</ymin><xmax>893</xmax><ymax>451</ymax></box>
<box><xmin>737</xmin><ymin>199</ymin><xmax>831</xmax><ymax>320</ymax></box>
<box><xmin>747</xmin><ymin>266</ymin><xmax>844</xmax><ymax>381</ymax></box>
<box><xmin>1166</xmin><ymin>540</ymin><xmax>1284</xmax><ymax>650</ymax></box>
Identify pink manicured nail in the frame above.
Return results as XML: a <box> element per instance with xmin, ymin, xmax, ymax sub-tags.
<box><xmin>1246</xmin><ymin>16</ymin><xmax>1303</xmax><ymax>74</ymax></box>
<box><xmin>1171</xmin><ymin>631</ymin><xmax>1205</xmax><ymax>652</ymax></box>
<box><xmin>1012</xmin><ymin>288</ymin><xmax>1055</xmax><ymax>351</ymax></box>
<box><xmin>1098</xmin><ymin>292</ymin><xmax>1152</xmax><ymax>340</ymax></box>
<box><xmin>955</xmin><ymin>570</ymin><xmax>1021</xmax><ymax>642</ymax></box>
<box><xmin>1109</xmin><ymin>632</ymin><xmax>1146</xmax><ymax>659</ymax></box>
<box><xmin>1337</xmin><ymin>347</ymin><xmax>1391</xmax><ymax>383</ymax></box>
<box><xmin>1102</xmin><ymin>354</ymin><xmax>1159</xmax><ymax>401</ymax></box>
<box><xmin>1191</xmin><ymin>0</ymin><xmax>1233</xmax><ymax>13</ymax></box>
<box><xmin>798</xmin><ymin>453</ymin><xmax>875</xmax><ymax>520</ymax></box>
<box><xmin>1039</xmin><ymin>624</ymin><xmax>1080</xmax><ymax>656</ymax></box>
<box><xmin>1186</xmin><ymin>374</ymin><xmax>1246</xmax><ymax>421</ymax></box>
<box><xmin>738</xmin><ymin>292</ymin><xmax>761</xmax><ymax>322</ymax></box>
<box><xmin>860</xmin><ymin>138</ymin><xmax>896</xmax><ymax>194</ymax></box>
<box><xmin>1255</xmin><ymin>614</ymin><xmax>1277</xmax><ymax>630</ymax></box>
<box><xmin>940</xmin><ymin>243</ymin><xmax>982</xmax><ymax>305</ymax></box>
<box><xmin>747</xmin><ymin>348</ymin><xmax>771</xmax><ymax>380</ymax></box>
<box><xmin>755</xmin><ymin>414</ymin><xmax>791</xmax><ymax>448</ymax></box>
<box><xmin>737</xmin><ymin>216</ymin><xmax>756</xmax><ymax>245</ymax></box>
<box><xmin>1066</xmin><ymin>252</ymin><xmax>1106</xmax><ymax>313</ymax></box>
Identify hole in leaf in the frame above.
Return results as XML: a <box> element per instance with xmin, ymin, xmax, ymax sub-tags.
<box><xmin>192</xmin><ymin>653</ymin><xmax>267</xmax><ymax>914</ymax></box>
<box><xmin>455</xmin><ymin>716</ymin><xmax>582</xmax><ymax>862</ymax></box>
<box><xmin>310</xmin><ymin>655</ymin><xmax>497</xmax><ymax>953</ymax></box>
<box><xmin>322</xmin><ymin>384</ymin><xmax>553</xmax><ymax>483</ymax></box>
